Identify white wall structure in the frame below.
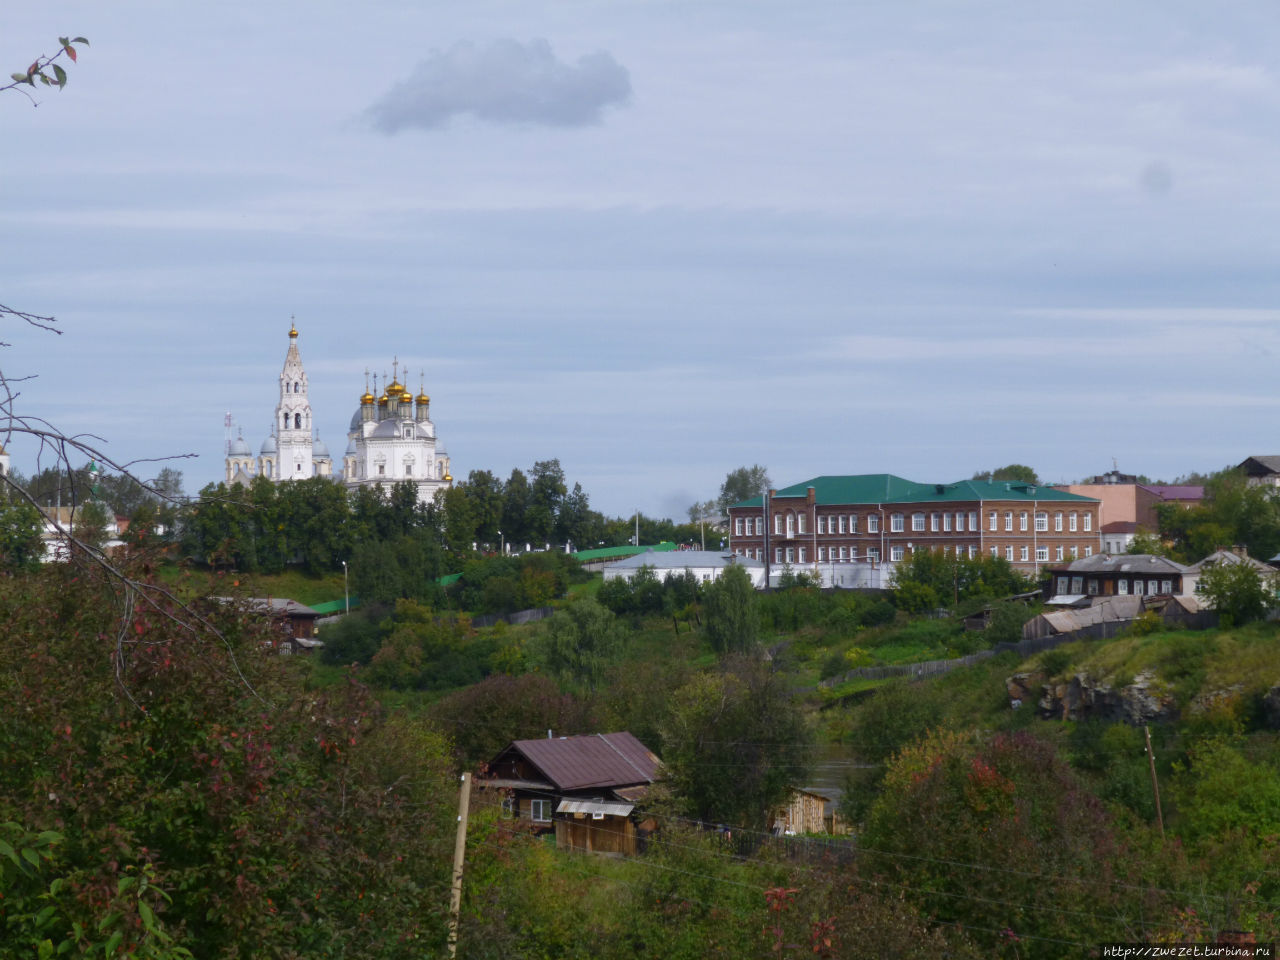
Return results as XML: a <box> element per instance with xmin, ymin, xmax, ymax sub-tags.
<box><xmin>603</xmin><ymin>549</ymin><xmax>767</xmax><ymax>587</ymax></box>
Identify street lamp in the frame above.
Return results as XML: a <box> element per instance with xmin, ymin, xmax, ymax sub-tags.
<box><xmin>498</xmin><ymin>529</ymin><xmax>504</xmax><ymax>555</ymax></box>
<box><xmin>341</xmin><ymin>560</ymin><xmax>349</xmax><ymax>614</ymax></box>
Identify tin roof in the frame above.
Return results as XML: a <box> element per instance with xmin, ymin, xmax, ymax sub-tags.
<box><xmin>556</xmin><ymin>799</ymin><xmax>635</xmax><ymax>817</ymax></box>
<box><xmin>608</xmin><ymin>549</ymin><xmax>763</xmax><ymax>571</ymax></box>
<box><xmin>502</xmin><ymin>732</ymin><xmax>661</xmax><ymax>792</ymax></box>
<box><xmin>1049</xmin><ymin>554</ymin><xmax>1189</xmax><ymax>575</ymax></box>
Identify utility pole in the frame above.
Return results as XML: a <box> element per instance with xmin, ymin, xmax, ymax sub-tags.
<box><xmin>1144</xmin><ymin>725</ymin><xmax>1165</xmax><ymax>840</ymax></box>
<box><xmin>447</xmin><ymin>772</ymin><xmax>472</xmax><ymax>958</ymax></box>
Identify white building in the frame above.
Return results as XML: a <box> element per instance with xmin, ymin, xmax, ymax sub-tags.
<box><xmin>224</xmin><ymin>322</ymin><xmax>451</xmax><ymax>504</ymax></box>
<box><xmin>603</xmin><ymin>549</ymin><xmax>767</xmax><ymax>587</ymax></box>
<box><xmin>342</xmin><ymin>366</ymin><xmax>452</xmax><ymax>504</ymax></box>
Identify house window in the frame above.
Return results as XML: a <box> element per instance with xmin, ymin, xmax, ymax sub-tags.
<box><xmin>969</xmin><ymin>511</ymin><xmax>978</xmax><ymax>531</ymax></box>
<box><xmin>1133</xmin><ymin>579</ymin><xmax>1144</xmax><ymax>596</ymax></box>
<box><xmin>816</xmin><ymin>516</ymin><xmax>825</xmax><ymax>534</ymax></box>
<box><xmin>1006</xmin><ymin>546</ymin><xmax>1014</xmax><ymax>561</ymax></box>
<box><xmin>1019</xmin><ymin>512</ymin><xmax>1028</xmax><ymax>532</ymax></box>
<box><xmin>1087</xmin><ymin>579</ymin><xmax>1098</xmax><ymax>596</ymax></box>
<box><xmin>954</xmin><ymin>512</ymin><xmax>963</xmax><ymax>532</ymax></box>
<box><xmin>775</xmin><ymin>548</ymin><xmax>783</xmax><ymax>563</ymax></box>
<box><xmin>990</xmin><ymin>546</ymin><xmax>998</xmax><ymax>557</ymax></box>
<box><xmin>775</xmin><ymin>514</ymin><xmax>783</xmax><ymax>535</ymax></box>
<box><xmin>942</xmin><ymin>513</ymin><xmax>951</xmax><ymax>532</ymax></box>
<box><xmin>797</xmin><ymin>547</ymin><xmax>806</xmax><ymax>563</ymax></box>
<box><xmin>405</xmin><ymin>464</ymin><xmax>413</xmax><ymax>476</ymax></box>
<box><xmin>968</xmin><ymin>545</ymin><xmax>976</xmax><ymax>559</ymax></box>
<box><xmin>754</xmin><ymin>518</ymin><xmax>763</xmax><ymax>536</ymax></box>
<box><xmin>1035</xmin><ymin>512</ymin><xmax>1048</xmax><ymax>532</ymax></box>
<box><xmin>1055</xmin><ymin>546</ymin><xmax>1064</xmax><ymax>561</ymax></box>
<box><xmin>817</xmin><ymin>546</ymin><xmax>825</xmax><ymax>561</ymax></box>
<box><xmin>785</xmin><ymin>547</ymin><xmax>794</xmax><ymax>563</ymax></box>
<box><xmin>867</xmin><ymin>515</ymin><xmax>879</xmax><ymax>533</ymax></box>
<box><xmin>849</xmin><ymin>515</ymin><xmax>858</xmax><ymax>533</ymax></box>
<box><xmin>1162</xmin><ymin>579</ymin><xmax>1172</xmax><ymax>594</ymax></box>
<box><xmin>1055</xmin><ymin>512</ymin><xmax>1063</xmax><ymax>532</ymax></box>
<box><xmin>1057</xmin><ymin>577</ymin><xmax>1068</xmax><ymax>594</ymax></box>
<box><xmin>1036</xmin><ymin>546</ymin><xmax>1049</xmax><ymax>562</ymax></box>
<box><xmin>1005</xmin><ymin>512</ymin><xmax>1013</xmax><ymax>532</ymax></box>
<box><xmin>1071</xmin><ymin>576</ymin><xmax>1083</xmax><ymax>593</ymax></box>
<box><xmin>1069</xmin><ymin>513</ymin><xmax>1078</xmax><ymax>532</ymax></box>
<box><xmin>838</xmin><ymin>515</ymin><xmax>847</xmax><ymax>534</ymax></box>
<box><xmin>930</xmin><ymin>513</ymin><xmax>939</xmax><ymax>532</ymax></box>
<box><xmin>797</xmin><ymin>514</ymin><xmax>806</xmax><ymax>535</ymax></box>
<box><xmin>1118</xmin><ymin>579</ymin><xmax>1129</xmax><ymax>594</ymax></box>
<box><xmin>867</xmin><ymin>548</ymin><xmax>880</xmax><ymax>563</ymax></box>
<box><xmin>912</xmin><ymin>513</ymin><xmax>925</xmax><ymax>532</ymax></box>
<box><xmin>850</xmin><ymin>547</ymin><xmax>858</xmax><ymax>561</ymax></box>
<box><xmin>1084</xmin><ymin>513</ymin><xmax>1092</xmax><ymax>532</ymax></box>
<box><xmin>989</xmin><ymin>511</ymin><xmax>997</xmax><ymax>531</ymax></box>
<box><xmin>890</xmin><ymin>546</ymin><xmax>904</xmax><ymax>561</ymax></box>
<box><xmin>735</xmin><ymin>518</ymin><xmax>744</xmax><ymax>536</ymax></box>
<box><xmin>891</xmin><ymin>513</ymin><xmax>904</xmax><ymax>532</ymax></box>
<box><xmin>785</xmin><ymin>514</ymin><xmax>795</xmax><ymax>537</ymax></box>
<box><xmin>531</xmin><ymin>799</ymin><xmax>552</xmax><ymax>822</ymax></box>
<box><xmin>502</xmin><ymin>797</ymin><xmax>515</xmax><ymax>818</ymax></box>
<box><xmin>1020</xmin><ymin>546</ymin><xmax>1029</xmax><ymax>562</ymax></box>
<box><xmin>1070</xmin><ymin>546</ymin><xmax>1079</xmax><ymax>559</ymax></box>
<box><xmin>1084</xmin><ymin>546</ymin><xmax>1093</xmax><ymax>557</ymax></box>
<box><xmin>838</xmin><ymin>546</ymin><xmax>847</xmax><ymax>560</ymax></box>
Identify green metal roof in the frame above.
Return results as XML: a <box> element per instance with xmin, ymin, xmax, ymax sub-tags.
<box><xmin>732</xmin><ymin>474</ymin><xmax>1099</xmax><ymax>508</ymax></box>
<box><xmin>572</xmin><ymin>542</ymin><xmax>679</xmax><ymax>561</ymax></box>
<box><xmin>310</xmin><ymin>597</ymin><xmax>360</xmax><ymax>615</ymax></box>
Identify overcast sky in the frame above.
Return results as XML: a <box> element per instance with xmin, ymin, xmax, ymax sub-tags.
<box><xmin>5</xmin><ymin>2</ymin><xmax>1280</xmax><ymax>519</ymax></box>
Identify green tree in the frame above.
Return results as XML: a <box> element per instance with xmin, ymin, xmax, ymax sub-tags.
<box><xmin>660</xmin><ymin>658</ymin><xmax>813</xmax><ymax>829</ymax></box>
<box><xmin>703</xmin><ymin>562</ymin><xmax>760</xmax><ymax>653</ymax></box>
<box><xmin>971</xmin><ymin>463</ymin><xmax>1039</xmax><ymax>484</ymax></box>
<box><xmin>460</xmin><ymin>469</ymin><xmax>504</xmax><ymax>545</ymax></box>
<box><xmin>537</xmin><ymin>597</ymin><xmax>621</xmax><ymax>690</ymax></box>
<box><xmin>501</xmin><ymin>467</ymin><xmax>531</xmax><ymax>545</ymax></box>
<box><xmin>0</xmin><ymin>498</ymin><xmax>44</xmax><ymax>569</ymax></box>
<box><xmin>718</xmin><ymin>464</ymin><xmax>771</xmax><ymax>514</ymax></box>
<box><xmin>1196</xmin><ymin>559</ymin><xmax>1278</xmax><ymax>626</ymax></box>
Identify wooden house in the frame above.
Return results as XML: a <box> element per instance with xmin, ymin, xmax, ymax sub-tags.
<box><xmin>479</xmin><ymin>732</ymin><xmax>661</xmax><ymax>856</ymax></box>
<box><xmin>771</xmin><ymin>788</ymin><xmax>845</xmax><ymax>836</ymax></box>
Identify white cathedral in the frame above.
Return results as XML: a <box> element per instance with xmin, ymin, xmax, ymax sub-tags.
<box><xmin>225</xmin><ymin>322</ymin><xmax>452</xmax><ymax>503</ymax></box>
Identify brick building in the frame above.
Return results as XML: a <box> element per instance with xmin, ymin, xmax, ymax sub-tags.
<box><xmin>727</xmin><ymin>474</ymin><xmax>1101</xmax><ymax>584</ymax></box>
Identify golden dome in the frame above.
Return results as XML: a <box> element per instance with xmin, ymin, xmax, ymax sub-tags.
<box><xmin>444</xmin><ymin>473</ymin><xmax>453</xmax><ymax>484</ymax></box>
<box><xmin>360</xmin><ymin>391</ymin><xmax>375</xmax><ymax>404</ymax></box>
<box><xmin>288</xmin><ymin>321</ymin><xmax>298</xmax><ymax>339</ymax></box>
<box><xmin>377</xmin><ymin>393</ymin><xmax>388</xmax><ymax>405</ymax></box>
<box><xmin>386</xmin><ymin>379</ymin><xmax>402</xmax><ymax>396</ymax></box>
<box><xmin>417</xmin><ymin>392</ymin><xmax>430</xmax><ymax>405</ymax></box>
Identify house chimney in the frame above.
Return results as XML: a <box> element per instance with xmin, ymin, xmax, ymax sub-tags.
<box><xmin>806</xmin><ymin>486</ymin><xmax>816</xmax><ymax>504</ymax></box>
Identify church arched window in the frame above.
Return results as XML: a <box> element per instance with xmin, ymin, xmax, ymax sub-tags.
<box><xmin>294</xmin><ymin>381</ymin><xmax>299</xmax><ymax>393</ymax></box>
<box><xmin>294</xmin><ymin>413</ymin><xmax>301</xmax><ymax>429</ymax></box>
<box><xmin>283</xmin><ymin>413</ymin><xmax>288</xmax><ymax>430</ymax></box>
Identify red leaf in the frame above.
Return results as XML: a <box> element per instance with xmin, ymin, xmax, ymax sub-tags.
<box><xmin>65</xmin><ymin>46</ymin><xmax>77</xmax><ymax>62</ymax></box>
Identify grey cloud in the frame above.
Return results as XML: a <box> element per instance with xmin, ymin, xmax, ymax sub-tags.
<box><xmin>1140</xmin><ymin>160</ymin><xmax>1173</xmax><ymax>197</ymax></box>
<box><xmin>367</xmin><ymin>39</ymin><xmax>631</xmax><ymax>132</ymax></box>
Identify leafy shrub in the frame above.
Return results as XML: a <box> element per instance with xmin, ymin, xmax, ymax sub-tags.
<box><xmin>860</xmin><ymin>599</ymin><xmax>897</xmax><ymax>627</ymax></box>
<box><xmin>1039</xmin><ymin>648</ymin><xmax>1073</xmax><ymax>678</ymax></box>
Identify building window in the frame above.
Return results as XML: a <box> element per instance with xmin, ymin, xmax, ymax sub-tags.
<box><xmin>1084</xmin><ymin>546</ymin><xmax>1093</xmax><ymax>557</ymax></box>
<box><xmin>955</xmin><ymin>512</ymin><xmax>964</xmax><ymax>532</ymax></box>
<box><xmin>735</xmin><ymin>518</ymin><xmax>744</xmax><ymax>536</ymax></box>
<box><xmin>849</xmin><ymin>514</ymin><xmax>858</xmax><ymax>532</ymax></box>
<box><xmin>1056</xmin><ymin>577</ymin><xmax>1068</xmax><ymax>595</ymax></box>
<box><xmin>1035</xmin><ymin>512</ymin><xmax>1048</xmax><ymax>532</ymax></box>
<box><xmin>849</xmin><ymin>547</ymin><xmax>858</xmax><ymax>561</ymax></box>
<box><xmin>816</xmin><ymin>516</ymin><xmax>825</xmax><ymax>534</ymax></box>
<box><xmin>1087</xmin><ymin>579</ymin><xmax>1099</xmax><ymax>596</ymax></box>
<box><xmin>1161</xmin><ymin>579</ymin><xmax>1172</xmax><ymax>594</ymax></box>
<box><xmin>405</xmin><ymin>464</ymin><xmax>412</xmax><ymax>475</ymax></box>
<box><xmin>378</xmin><ymin>463</ymin><xmax>385</xmax><ymax>475</ymax></box>
<box><xmin>1071</xmin><ymin>576</ymin><xmax>1083</xmax><ymax>593</ymax></box>
<box><xmin>1133</xmin><ymin>579</ymin><xmax>1144</xmax><ymax>596</ymax></box>
<box><xmin>930</xmin><ymin>513</ymin><xmax>939</xmax><ymax>532</ymax></box>
<box><xmin>891</xmin><ymin>513</ymin><xmax>904</xmax><ymax>532</ymax></box>
<box><xmin>774</xmin><ymin>514</ymin><xmax>783</xmax><ymax>535</ymax></box>
<box><xmin>867</xmin><ymin>548</ymin><xmax>880</xmax><ymax>563</ymax></box>
<box><xmin>942</xmin><ymin>513</ymin><xmax>951</xmax><ymax>532</ymax></box>
<box><xmin>1005</xmin><ymin>546</ymin><xmax>1014</xmax><ymax>561</ymax></box>
<box><xmin>838</xmin><ymin>515</ymin><xmax>847</xmax><ymax>534</ymax></box>
<box><xmin>530</xmin><ymin>799</ymin><xmax>552</xmax><ymax>822</ymax></box>
<box><xmin>1020</xmin><ymin>546</ymin><xmax>1029</xmax><ymax>562</ymax></box>
<box><xmin>775</xmin><ymin>547</ymin><xmax>783</xmax><ymax>563</ymax></box>
<box><xmin>754</xmin><ymin>518</ymin><xmax>763</xmax><ymax>535</ymax></box>
<box><xmin>785</xmin><ymin>547</ymin><xmax>795</xmax><ymax>563</ymax></box>
<box><xmin>988</xmin><ymin>511</ymin><xmax>997</xmax><ymax>531</ymax></box>
<box><xmin>1071</xmin><ymin>545</ymin><xmax>1079</xmax><ymax>559</ymax></box>
<box><xmin>890</xmin><ymin>546</ymin><xmax>904</xmax><ymax>562</ymax></box>
<box><xmin>1055</xmin><ymin>512</ymin><xmax>1063</xmax><ymax>532</ymax></box>
<box><xmin>989</xmin><ymin>545</ymin><xmax>998</xmax><ymax>557</ymax></box>
<box><xmin>1055</xmin><ymin>545</ymin><xmax>1063</xmax><ymax>561</ymax></box>
<box><xmin>1069</xmin><ymin>512</ymin><xmax>1078</xmax><ymax>532</ymax></box>
<box><xmin>817</xmin><ymin>547</ymin><xmax>825</xmax><ymax>561</ymax></box>
<box><xmin>1036</xmin><ymin>546</ymin><xmax>1049</xmax><ymax>562</ymax></box>
<box><xmin>1118</xmin><ymin>579</ymin><xmax>1129</xmax><ymax>594</ymax></box>
<box><xmin>798</xmin><ymin>547</ymin><xmax>806</xmax><ymax>563</ymax></box>
<box><xmin>968</xmin><ymin>545</ymin><xmax>976</xmax><ymax>559</ymax></box>
<box><xmin>1005</xmin><ymin>512</ymin><xmax>1013</xmax><ymax>531</ymax></box>
<box><xmin>1019</xmin><ymin>512</ymin><xmax>1028</xmax><ymax>532</ymax></box>
<box><xmin>867</xmin><ymin>515</ymin><xmax>879</xmax><ymax>533</ymax></box>
<box><xmin>799</xmin><ymin>514</ymin><xmax>808</xmax><ymax>535</ymax></box>
<box><xmin>838</xmin><ymin>546</ymin><xmax>847</xmax><ymax>560</ymax></box>
<box><xmin>785</xmin><ymin>514</ymin><xmax>794</xmax><ymax>537</ymax></box>
<box><xmin>912</xmin><ymin>513</ymin><xmax>925</xmax><ymax>532</ymax></box>
<box><xmin>1084</xmin><ymin>513</ymin><xmax>1092</xmax><ymax>532</ymax></box>
<box><xmin>969</xmin><ymin>511</ymin><xmax>978</xmax><ymax>531</ymax></box>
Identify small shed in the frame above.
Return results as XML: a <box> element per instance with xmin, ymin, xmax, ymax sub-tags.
<box><xmin>771</xmin><ymin>788</ymin><xmax>842</xmax><ymax>836</ymax></box>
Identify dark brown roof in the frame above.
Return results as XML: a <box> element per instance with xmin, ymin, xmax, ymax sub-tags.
<box><xmin>502</xmin><ymin>732</ymin><xmax>660</xmax><ymax>791</ymax></box>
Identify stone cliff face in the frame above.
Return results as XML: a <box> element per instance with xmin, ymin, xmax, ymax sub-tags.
<box><xmin>1006</xmin><ymin>670</ymin><xmax>1179</xmax><ymax>724</ymax></box>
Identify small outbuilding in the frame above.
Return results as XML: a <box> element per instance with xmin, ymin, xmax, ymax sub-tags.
<box><xmin>602</xmin><ymin>548</ymin><xmax>767</xmax><ymax>588</ymax></box>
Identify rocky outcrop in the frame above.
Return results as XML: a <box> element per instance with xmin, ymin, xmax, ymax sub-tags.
<box><xmin>1011</xmin><ymin>670</ymin><xmax>1179</xmax><ymax>725</ymax></box>
<box><xmin>1263</xmin><ymin>683</ymin><xmax>1280</xmax><ymax>730</ymax></box>
<box><xmin>1189</xmin><ymin>684</ymin><xmax>1245</xmax><ymax>716</ymax></box>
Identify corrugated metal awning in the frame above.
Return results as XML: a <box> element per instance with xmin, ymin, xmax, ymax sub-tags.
<box><xmin>556</xmin><ymin>800</ymin><xmax>634</xmax><ymax>817</ymax></box>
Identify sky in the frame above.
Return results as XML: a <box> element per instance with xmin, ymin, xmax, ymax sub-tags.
<box><xmin>5</xmin><ymin>2</ymin><xmax>1280</xmax><ymax>520</ymax></box>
